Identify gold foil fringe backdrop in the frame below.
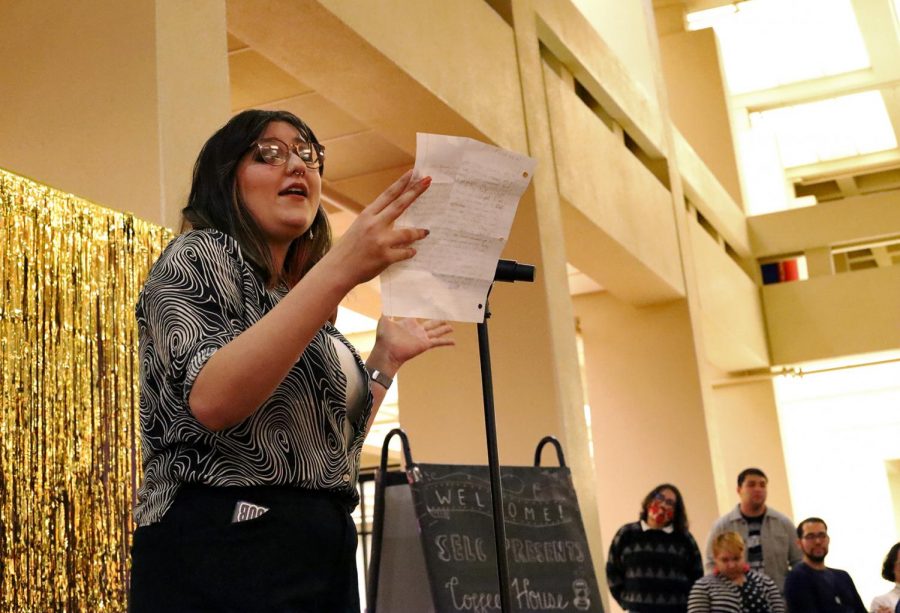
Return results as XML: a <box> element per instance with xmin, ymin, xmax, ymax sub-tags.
<box><xmin>0</xmin><ymin>168</ymin><xmax>172</xmax><ymax>611</ymax></box>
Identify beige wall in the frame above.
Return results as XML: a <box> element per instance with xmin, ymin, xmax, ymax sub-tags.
<box><xmin>576</xmin><ymin>286</ymin><xmax>790</xmax><ymax>605</ymax></box>
<box><xmin>0</xmin><ymin>0</ymin><xmax>229</xmax><ymax>229</ymax></box>
<box><xmin>320</xmin><ymin>0</ymin><xmax>528</xmax><ymax>154</ymax></box>
<box><xmin>704</xmin><ymin>377</ymin><xmax>793</xmax><ymax>517</ymax></box>
<box><xmin>659</xmin><ymin>28</ymin><xmax>743</xmax><ymax>206</ymax></box>
<box><xmin>154</xmin><ymin>1</ymin><xmax>232</xmax><ymax>229</ymax></box>
<box><xmin>689</xmin><ymin>220</ymin><xmax>769</xmax><ymax>371</ymax></box>
<box><xmin>675</xmin><ymin>131</ymin><xmax>750</xmax><ymax>255</ymax></box>
<box><xmin>575</xmin><ymin>292</ymin><xmax>720</xmax><ymax>563</ymax></box>
<box><xmin>749</xmin><ymin>190</ymin><xmax>900</xmax><ymax>257</ymax></box>
<box><xmin>747</xmin><ymin>152</ymin><xmax>900</xmax><ymax>364</ymax></box>
<box><xmin>763</xmin><ymin>265</ymin><xmax>900</xmax><ymax>364</ymax></box>
<box><xmin>544</xmin><ymin>61</ymin><xmax>685</xmax><ymax>305</ymax></box>
<box><xmin>535</xmin><ymin>0</ymin><xmax>666</xmax><ymax>156</ymax></box>
<box><xmin>570</xmin><ymin>0</ymin><xmax>660</xmax><ymax>110</ymax></box>
<box><xmin>0</xmin><ymin>1</ymin><xmax>159</xmax><ymax>220</ymax></box>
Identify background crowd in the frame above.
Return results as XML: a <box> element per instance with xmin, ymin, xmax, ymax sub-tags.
<box><xmin>606</xmin><ymin>468</ymin><xmax>899</xmax><ymax>613</ymax></box>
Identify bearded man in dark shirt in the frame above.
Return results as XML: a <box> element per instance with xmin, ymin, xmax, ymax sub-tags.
<box><xmin>783</xmin><ymin>517</ymin><xmax>866</xmax><ymax>613</ymax></box>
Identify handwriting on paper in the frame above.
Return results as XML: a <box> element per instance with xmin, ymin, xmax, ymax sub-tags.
<box><xmin>381</xmin><ymin>133</ymin><xmax>536</xmax><ymax>323</ymax></box>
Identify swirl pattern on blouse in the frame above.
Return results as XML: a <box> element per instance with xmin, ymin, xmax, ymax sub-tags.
<box><xmin>134</xmin><ymin>229</ymin><xmax>371</xmax><ymax>526</ymax></box>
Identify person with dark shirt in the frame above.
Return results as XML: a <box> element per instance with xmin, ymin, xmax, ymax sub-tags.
<box><xmin>606</xmin><ymin>483</ymin><xmax>704</xmax><ymax>612</ymax></box>
<box><xmin>706</xmin><ymin>468</ymin><xmax>802</xmax><ymax>591</ymax></box>
<box><xmin>783</xmin><ymin>517</ymin><xmax>866</xmax><ymax>613</ymax></box>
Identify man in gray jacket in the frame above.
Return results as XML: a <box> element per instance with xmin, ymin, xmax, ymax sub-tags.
<box><xmin>705</xmin><ymin>467</ymin><xmax>802</xmax><ymax>591</ymax></box>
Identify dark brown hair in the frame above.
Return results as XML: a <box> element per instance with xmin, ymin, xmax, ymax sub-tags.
<box><xmin>181</xmin><ymin>109</ymin><xmax>331</xmax><ymax>288</ymax></box>
<box><xmin>796</xmin><ymin>517</ymin><xmax>828</xmax><ymax>538</ymax></box>
<box><xmin>881</xmin><ymin>542</ymin><xmax>900</xmax><ymax>582</ymax></box>
<box><xmin>639</xmin><ymin>483</ymin><xmax>690</xmax><ymax>533</ymax></box>
<box><xmin>737</xmin><ymin>467</ymin><xmax>767</xmax><ymax>487</ymax></box>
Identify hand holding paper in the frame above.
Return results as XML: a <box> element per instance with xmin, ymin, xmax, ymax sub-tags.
<box><xmin>380</xmin><ymin>133</ymin><xmax>536</xmax><ymax>323</ymax></box>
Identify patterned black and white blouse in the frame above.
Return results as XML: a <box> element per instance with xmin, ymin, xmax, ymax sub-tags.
<box><xmin>133</xmin><ymin>229</ymin><xmax>372</xmax><ymax>526</ymax></box>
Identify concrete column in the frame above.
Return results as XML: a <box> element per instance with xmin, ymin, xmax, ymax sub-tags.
<box><xmin>0</xmin><ymin>0</ymin><xmax>229</xmax><ymax>228</ymax></box>
<box><xmin>400</xmin><ymin>0</ymin><xmax>604</xmax><ymax>601</ymax></box>
<box><xmin>658</xmin><ymin>26</ymin><xmax>744</xmax><ymax>207</ymax></box>
<box><xmin>804</xmin><ymin>246</ymin><xmax>834</xmax><ymax>278</ymax></box>
<box><xmin>706</xmin><ymin>378</ymin><xmax>794</xmax><ymax>517</ymax></box>
<box><xmin>646</xmin><ymin>1</ymin><xmax>793</xmax><ymax>526</ymax></box>
<box><xmin>653</xmin><ymin>0</ymin><xmax>688</xmax><ymax>36</ymax></box>
<box><xmin>575</xmin><ymin>293</ymin><xmax>720</xmax><ymax>563</ymax></box>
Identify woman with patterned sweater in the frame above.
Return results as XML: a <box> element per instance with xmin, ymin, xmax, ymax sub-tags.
<box><xmin>606</xmin><ymin>484</ymin><xmax>704</xmax><ymax>612</ymax></box>
<box><xmin>688</xmin><ymin>531</ymin><xmax>785</xmax><ymax>613</ymax></box>
<box><xmin>128</xmin><ymin>109</ymin><xmax>453</xmax><ymax>611</ymax></box>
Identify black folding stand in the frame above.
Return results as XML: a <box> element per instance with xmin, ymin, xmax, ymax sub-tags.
<box><xmin>366</xmin><ymin>433</ymin><xmax>569</xmax><ymax>613</ymax></box>
<box><xmin>478</xmin><ymin>258</ymin><xmax>535</xmax><ymax>612</ymax></box>
<box><xmin>366</xmin><ymin>428</ymin><xmax>413</xmax><ymax>612</ymax></box>
<box><xmin>365</xmin><ymin>258</ymin><xmax>535</xmax><ymax>613</ymax></box>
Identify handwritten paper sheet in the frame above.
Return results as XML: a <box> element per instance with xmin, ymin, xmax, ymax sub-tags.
<box><xmin>380</xmin><ymin>133</ymin><xmax>536</xmax><ymax>323</ymax></box>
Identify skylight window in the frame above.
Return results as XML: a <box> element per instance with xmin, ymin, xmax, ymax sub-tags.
<box><xmin>748</xmin><ymin>91</ymin><xmax>897</xmax><ymax>167</ymax></box>
<box><xmin>687</xmin><ymin>0</ymin><xmax>870</xmax><ymax>94</ymax></box>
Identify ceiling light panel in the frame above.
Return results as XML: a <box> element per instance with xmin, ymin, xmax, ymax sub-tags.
<box><xmin>687</xmin><ymin>0</ymin><xmax>870</xmax><ymax>94</ymax></box>
<box><xmin>749</xmin><ymin>91</ymin><xmax>897</xmax><ymax>167</ymax></box>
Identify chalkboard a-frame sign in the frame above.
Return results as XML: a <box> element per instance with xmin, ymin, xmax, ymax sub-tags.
<box><xmin>369</xmin><ymin>435</ymin><xmax>603</xmax><ymax>613</ymax></box>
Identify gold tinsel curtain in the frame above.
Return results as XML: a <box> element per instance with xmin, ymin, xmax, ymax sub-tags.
<box><xmin>0</xmin><ymin>168</ymin><xmax>172</xmax><ymax>611</ymax></box>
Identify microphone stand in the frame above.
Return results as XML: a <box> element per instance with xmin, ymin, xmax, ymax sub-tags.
<box><xmin>479</xmin><ymin>258</ymin><xmax>535</xmax><ymax>613</ymax></box>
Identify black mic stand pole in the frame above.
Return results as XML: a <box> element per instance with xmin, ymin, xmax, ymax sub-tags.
<box><xmin>478</xmin><ymin>259</ymin><xmax>535</xmax><ymax>613</ymax></box>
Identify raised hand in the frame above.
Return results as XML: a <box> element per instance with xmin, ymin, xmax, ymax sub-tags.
<box><xmin>323</xmin><ymin>170</ymin><xmax>432</xmax><ymax>291</ymax></box>
<box><xmin>369</xmin><ymin>317</ymin><xmax>455</xmax><ymax>374</ymax></box>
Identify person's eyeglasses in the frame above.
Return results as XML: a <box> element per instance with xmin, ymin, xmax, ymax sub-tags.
<box><xmin>801</xmin><ymin>532</ymin><xmax>829</xmax><ymax>541</ymax></box>
<box><xmin>250</xmin><ymin>137</ymin><xmax>325</xmax><ymax>170</ymax></box>
<box><xmin>653</xmin><ymin>493</ymin><xmax>677</xmax><ymax>509</ymax></box>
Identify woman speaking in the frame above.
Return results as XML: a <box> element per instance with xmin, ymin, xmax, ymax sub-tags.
<box><xmin>128</xmin><ymin>109</ymin><xmax>453</xmax><ymax>611</ymax></box>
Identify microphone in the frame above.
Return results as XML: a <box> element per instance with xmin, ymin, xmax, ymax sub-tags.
<box><xmin>494</xmin><ymin>259</ymin><xmax>535</xmax><ymax>283</ymax></box>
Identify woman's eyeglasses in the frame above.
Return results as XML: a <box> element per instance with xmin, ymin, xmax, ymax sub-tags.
<box><xmin>250</xmin><ymin>137</ymin><xmax>325</xmax><ymax>170</ymax></box>
<box><xmin>653</xmin><ymin>493</ymin><xmax>677</xmax><ymax>509</ymax></box>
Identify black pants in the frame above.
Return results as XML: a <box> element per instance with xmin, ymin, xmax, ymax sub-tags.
<box><xmin>129</xmin><ymin>485</ymin><xmax>360</xmax><ymax>612</ymax></box>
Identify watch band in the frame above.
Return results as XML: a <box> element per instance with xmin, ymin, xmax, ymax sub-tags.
<box><xmin>368</xmin><ymin>368</ymin><xmax>393</xmax><ymax>390</ymax></box>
